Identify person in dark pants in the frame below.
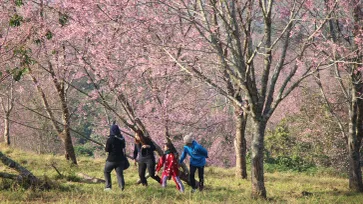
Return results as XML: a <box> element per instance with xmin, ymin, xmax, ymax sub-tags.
<box><xmin>133</xmin><ymin>130</ymin><xmax>161</xmax><ymax>186</ymax></box>
<box><xmin>179</xmin><ymin>133</ymin><xmax>208</xmax><ymax>193</ymax></box>
<box><xmin>104</xmin><ymin>124</ymin><xmax>127</xmax><ymax>191</ymax></box>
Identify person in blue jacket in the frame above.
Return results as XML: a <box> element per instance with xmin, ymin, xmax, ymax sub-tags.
<box><xmin>179</xmin><ymin>133</ymin><xmax>208</xmax><ymax>192</ymax></box>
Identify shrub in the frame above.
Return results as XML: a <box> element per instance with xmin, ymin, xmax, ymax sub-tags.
<box><xmin>74</xmin><ymin>145</ymin><xmax>94</xmax><ymax>157</ymax></box>
<box><xmin>264</xmin><ymin>154</ymin><xmax>316</xmax><ymax>173</ymax></box>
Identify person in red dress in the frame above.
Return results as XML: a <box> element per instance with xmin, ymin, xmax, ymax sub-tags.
<box><xmin>155</xmin><ymin>142</ymin><xmax>184</xmax><ymax>192</ymax></box>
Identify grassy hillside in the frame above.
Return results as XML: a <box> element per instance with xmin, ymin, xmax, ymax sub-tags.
<box><xmin>1</xmin><ymin>145</ymin><xmax>362</xmax><ymax>203</ymax></box>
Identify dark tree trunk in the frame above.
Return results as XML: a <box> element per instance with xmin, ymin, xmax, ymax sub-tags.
<box><xmin>234</xmin><ymin>108</ymin><xmax>247</xmax><ymax>179</ymax></box>
<box><xmin>60</xmin><ymin>130</ymin><xmax>77</xmax><ymax>165</ymax></box>
<box><xmin>347</xmin><ymin>87</ymin><xmax>363</xmax><ymax>192</ymax></box>
<box><xmin>349</xmin><ymin>2</ymin><xmax>363</xmax><ymax>192</ymax></box>
<box><xmin>29</xmin><ymin>67</ymin><xmax>77</xmax><ymax>165</ymax></box>
<box><xmin>0</xmin><ymin>172</ymin><xmax>17</xmax><ymax>179</ymax></box>
<box><xmin>57</xmin><ymin>67</ymin><xmax>77</xmax><ymax>165</ymax></box>
<box><xmin>250</xmin><ymin>118</ymin><xmax>267</xmax><ymax>198</ymax></box>
<box><xmin>0</xmin><ymin>151</ymin><xmax>50</xmax><ymax>189</ymax></box>
<box><xmin>347</xmin><ymin>134</ymin><xmax>363</xmax><ymax>192</ymax></box>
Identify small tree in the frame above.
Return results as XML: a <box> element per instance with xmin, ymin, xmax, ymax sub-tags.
<box><xmin>0</xmin><ymin>77</ymin><xmax>15</xmax><ymax>145</ymax></box>
<box><xmin>158</xmin><ymin>0</ymin><xmax>339</xmax><ymax>198</ymax></box>
<box><xmin>313</xmin><ymin>0</ymin><xmax>363</xmax><ymax>192</ymax></box>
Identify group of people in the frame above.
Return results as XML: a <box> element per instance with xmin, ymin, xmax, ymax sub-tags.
<box><xmin>104</xmin><ymin>124</ymin><xmax>208</xmax><ymax>193</ymax></box>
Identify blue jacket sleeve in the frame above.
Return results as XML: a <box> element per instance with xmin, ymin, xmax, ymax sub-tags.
<box><xmin>179</xmin><ymin>147</ymin><xmax>187</xmax><ymax>164</ymax></box>
<box><xmin>196</xmin><ymin>144</ymin><xmax>208</xmax><ymax>158</ymax></box>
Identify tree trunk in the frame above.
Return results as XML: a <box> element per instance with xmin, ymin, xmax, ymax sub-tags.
<box><xmin>60</xmin><ymin>130</ymin><xmax>77</xmax><ymax>165</ymax></box>
<box><xmin>347</xmin><ymin>92</ymin><xmax>363</xmax><ymax>192</ymax></box>
<box><xmin>234</xmin><ymin>108</ymin><xmax>247</xmax><ymax>179</ymax></box>
<box><xmin>349</xmin><ymin>2</ymin><xmax>363</xmax><ymax>192</ymax></box>
<box><xmin>0</xmin><ymin>151</ymin><xmax>50</xmax><ymax>189</ymax></box>
<box><xmin>0</xmin><ymin>172</ymin><xmax>17</xmax><ymax>180</ymax></box>
<box><xmin>29</xmin><ymin>68</ymin><xmax>77</xmax><ymax>165</ymax></box>
<box><xmin>60</xmin><ymin>93</ymin><xmax>77</xmax><ymax>165</ymax></box>
<box><xmin>347</xmin><ymin>133</ymin><xmax>363</xmax><ymax>192</ymax></box>
<box><xmin>250</xmin><ymin>118</ymin><xmax>267</xmax><ymax>199</ymax></box>
<box><xmin>3</xmin><ymin>115</ymin><xmax>10</xmax><ymax>145</ymax></box>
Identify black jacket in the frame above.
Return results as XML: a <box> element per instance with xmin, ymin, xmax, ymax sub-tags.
<box><xmin>133</xmin><ymin>140</ymin><xmax>156</xmax><ymax>161</ymax></box>
<box><xmin>105</xmin><ymin>125</ymin><xmax>126</xmax><ymax>162</ymax></box>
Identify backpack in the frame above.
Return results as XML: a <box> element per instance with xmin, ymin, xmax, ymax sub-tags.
<box><xmin>122</xmin><ymin>158</ymin><xmax>130</xmax><ymax>170</ymax></box>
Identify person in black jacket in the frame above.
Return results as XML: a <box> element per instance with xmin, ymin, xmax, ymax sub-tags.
<box><xmin>133</xmin><ymin>130</ymin><xmax>161</xmax><ymax>186</ymax></box>
<box><xmin>104</xmin><ymin>124</ymin><xmax>127</xmax><ymax>191</ymax></box>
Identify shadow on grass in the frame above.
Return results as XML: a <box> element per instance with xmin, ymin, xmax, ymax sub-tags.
<box><xmin>52</xmin><ymin>180</ymin><xmax>83</xmax><ymax>193</ymax></box>
<box><xmin>311</xmin><ymin>190</ymin><xmax>362</xmax><ymax>197</ymax></box>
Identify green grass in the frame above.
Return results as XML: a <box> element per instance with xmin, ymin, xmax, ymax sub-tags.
<box><xmin>1</xmin><ymin>145</ymin><xmax>362</xmax><ymax>203</ymax></box>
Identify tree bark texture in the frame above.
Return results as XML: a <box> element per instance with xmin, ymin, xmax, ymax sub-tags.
<box><xmin>348</xmin><ymin>2</ymin><xmax>363</xmax><ymax>193</ymax></box>
<box><xmin>59</xmin><ymin>131</ymin><xmax>77</xmax><ymax>165</ymax></box>
<box><xmin>250</xmin><ymin>119</ymin><xmax>267</xmax><ymax>198</ymax></box>
<box><xmin>3</xmin><ymin>115</ymin><xmax>10</xmax><ymax>145</ymax></box>
<box><xmin>234</xmin><ymin>108</ymin><xmax>247</xmax><ymax>179</ymax></box>
<box><xmin>347</xmin><ymin>86</ymin><xmax>363</xmax><ymax>192</ymax></box>
<box><xmin>0</xmin><ymin>151</ymin><xmax>50</xmax><ymax>189</ymax></box>
<box><xmin>29</xmin><ymin>68</ymin><xmax>77</xmax><ymax>165</ymax></box>
<box><xmin>0</xmin><ymin>172</ymin><xmax>17</xmax><ymax>180</ymax></box>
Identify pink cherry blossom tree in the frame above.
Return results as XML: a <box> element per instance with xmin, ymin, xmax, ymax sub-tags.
<box><xmin>155</xmin><ymin>0</ymin><xmax>340</xmax><ymax>198</ymax></box>
<box><xmin>0</xmin><ymin>0</ymin><xmax>87</xmax><ymax>164</ymax></box>
<box><xmin>311</xmin><ymin>0</ymin><xmax>363</xmax><ymax>192</ymax></box>
<box><xmin>29</xmin><ymin>1</ymin><xmax>234</xmax><ymax>179</ymax></box>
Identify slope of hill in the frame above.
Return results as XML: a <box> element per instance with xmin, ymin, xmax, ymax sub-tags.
<box><xmin>1</xmin><ymin>145</ymin><xmax>362</xmax><ymax>203</ymax></box>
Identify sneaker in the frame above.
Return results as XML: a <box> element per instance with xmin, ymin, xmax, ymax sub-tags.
<box><xmin>191</xmin><ymin>188</ymin><xmax>196</xmax><ymax>193</ymax></box>
<box><xmin>104</xmin><ymin>188</ymin><xmax>112</xmax><ymax>191</ymax></box>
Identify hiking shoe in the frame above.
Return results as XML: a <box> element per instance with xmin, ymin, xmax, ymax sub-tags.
<box><xmin>199</xmin><ymin>182</ymin><xmax>204</xmax><ymax>191</ymax></box>
<box><xmin>104</xmin><ymin>188</ymin><xmax>112</xmax><ymax>191</ymax></box>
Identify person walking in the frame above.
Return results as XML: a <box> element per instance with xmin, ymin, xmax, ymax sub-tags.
<box><xmin>179</xmin><ymin>133</ymin><xmax>208</xmax><ymax>193</ymax></box>
<box><xmin>155</xmin><ymin>142</ymin><xmax>184</xmax><ymax>192</ymax></box>
<box><xmin>104</xmin><ymin>123</ymin><xmax>127</xmax><ymax>191</ymax></box>
<box><xmin>133</xmin><ymin>130</ymin><xmax>161</xmax><ymax>186</ymax></box>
